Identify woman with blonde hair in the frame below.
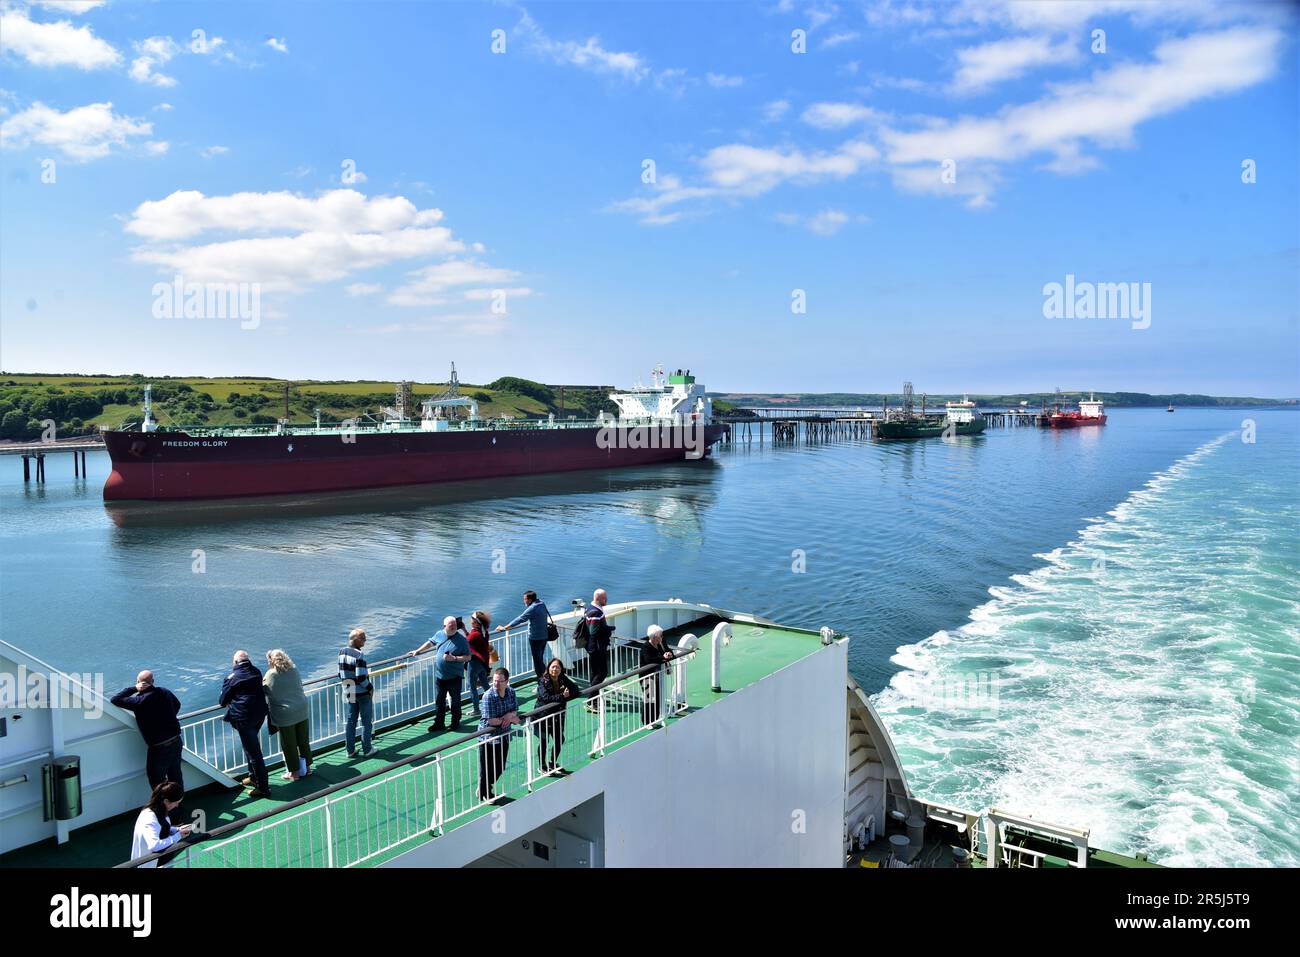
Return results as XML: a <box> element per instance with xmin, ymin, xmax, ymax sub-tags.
<box><xmin>264</xmin><ymin>649</ymin><xmax>312</xmax><ymax>780</ymax></box>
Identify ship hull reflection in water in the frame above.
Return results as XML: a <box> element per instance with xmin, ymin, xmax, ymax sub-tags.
<box><xmin>103</xmin><ymin>460</ymin><xmax>722</xmax><ymax>530</ymax></box>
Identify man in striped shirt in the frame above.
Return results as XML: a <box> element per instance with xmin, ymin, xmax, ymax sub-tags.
<box><xmin>339</xmin><ymin>629</ymin><xmax>376</xmax><ymax>758</ymax></box>
<box><xmin>477</xmin><ymin>668</ymin><xmax>519</xmax><ymax>802</ymax></box>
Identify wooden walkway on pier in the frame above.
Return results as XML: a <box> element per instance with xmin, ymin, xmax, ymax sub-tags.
<box><xmin>0</xmin><ymin>439</ymin><xmax>102</xmax><ymax>482</ymax></box>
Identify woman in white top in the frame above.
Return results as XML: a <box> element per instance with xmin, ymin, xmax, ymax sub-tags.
<box><xmin>130</xmin><ymin>780</ymin><xmax>191</xmax><ymax>867</ymax></box>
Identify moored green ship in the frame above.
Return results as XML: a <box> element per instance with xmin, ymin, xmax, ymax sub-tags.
<box><xmin>876</xmin><ymin>395</ymin><xmax>987</xmax><ymax>441</ymax></box>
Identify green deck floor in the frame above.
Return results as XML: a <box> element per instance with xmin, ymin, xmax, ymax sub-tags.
<box><xmin>2</xmin><ymin>619</ymin><xmax>825</xmax><ymax>869</ymax></box>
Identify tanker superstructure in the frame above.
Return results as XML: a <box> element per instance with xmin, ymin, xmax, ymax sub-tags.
<box><xmin>102</xmin><ymin>367</ymin><xmax>725</xmax><ymax>501</ymax></box>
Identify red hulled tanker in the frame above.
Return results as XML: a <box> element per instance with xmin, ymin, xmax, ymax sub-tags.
<box><xmin>103</xmin><ymin>368</ymin><xmax>725</xmax><ymax>502</ymax></box>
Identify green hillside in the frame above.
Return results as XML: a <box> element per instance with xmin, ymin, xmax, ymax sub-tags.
<box><xmin>0</xmin><ymin>373</ymin><xmax>616</xmax><ymax>441</ymax></box>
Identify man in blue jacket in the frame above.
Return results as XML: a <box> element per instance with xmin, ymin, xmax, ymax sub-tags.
<box><xmin>496</xmin><ymin>590</ymin><xmax>551</xmax><ymax>681</ymax></box>
<box><xmin>111</xmin><ymin>670</ymin><xmax>184</xmax><ymax>789</ymax></box>
<box><xmin>220</xmin><ymin>650</ymin><xmax>270</xmax><ymax>798</ymax></box>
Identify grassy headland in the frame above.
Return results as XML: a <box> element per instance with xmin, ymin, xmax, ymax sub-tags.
<box><xmin>0</xmin><ymin>373</ymin><xmax>618</xmax><ymax>441</ymax></box>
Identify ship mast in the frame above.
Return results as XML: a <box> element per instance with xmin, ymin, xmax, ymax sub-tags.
<box><xmin>141</xmin><ymin>384</ymin><xmax>157</xmax><ymax>433</ymax></box>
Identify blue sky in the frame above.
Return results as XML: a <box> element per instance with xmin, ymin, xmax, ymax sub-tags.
<box><xmin>1</xmin><ymin>0</ymin><xmax>1297</xmax><ymax>395</ymax></box>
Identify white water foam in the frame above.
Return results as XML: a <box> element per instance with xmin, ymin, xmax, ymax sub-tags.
<box><xmin>874</xmin><ymin>431</ymin><xmax>1300</xmax><ymax>866</ymax></box>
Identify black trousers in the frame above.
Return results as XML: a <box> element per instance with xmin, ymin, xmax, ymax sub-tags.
<box><xmin>478</xmin><ymin>735</ymin><xmax>510</xmax><ymax>800</ymax></box>
<box><xmin>641</xmin><ymin>674</ymin><xmax>662</xmax><ymax>725</ymax></box>
<box><xmin>537</xmin><ymin>714</ymin><xmax>566</xmax><ymax>771</ymax></box>
<box><xmin>434</xmin><ymin>676</ymin><xmax>463</xmax><ymax>728</ymax></box>
<box><xmin>146</xmin><ymin>736</ymin><xmax>184</xmax><ymax>790</ymax></box>
<box><xmin>587</xmin><ymin>647</ymin><xmax>609</xmax><ymax>686</ymax></box>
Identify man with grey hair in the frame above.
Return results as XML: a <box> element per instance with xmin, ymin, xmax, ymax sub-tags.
<box><xmin>340</xmin><ymin>629</ymin><xmax>376</xmax><ymax>757</ymax></box>
<box><xmin>219</xmin><ymin>650</ymin><xmax>270</xmax><ymax>797</ymax></box>
<box><xmin>410</xmin><ymin>615</ymin><xmax>472</xmax><ymax>733</ymax></box>
<box><xmin>637</xmin><ymin>625</ymin><xmax>675</xmax><ymax>724</ymax></box>
<box><xmin>584</xmin><ymin>588</ymin><xmax>614</xmax><ymax>688</ymax></box>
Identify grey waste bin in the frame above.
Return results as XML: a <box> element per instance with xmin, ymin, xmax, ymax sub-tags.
<box><xmin>44</xmin><ymin>755</ymin><xmax>82</xmax><ymax>821</ymax></box>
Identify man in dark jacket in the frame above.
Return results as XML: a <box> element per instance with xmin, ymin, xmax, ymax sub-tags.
<box><xmin>220</xmin><ymin>650</ymin><xmax>270</xmax><ymax>797</ymax></box>
<box><xmin>111</xmin><ymin>670</ymin><xmax>184</xmax><ymax>789</ymax></box>
<box><xmin>584</xmin><ymin>589</ymin><xmax>614</xmax><ymax>686</ymax></box>
<box><xmin>638</xmin><ymin>625</ymin><xmax>675</xmax><ymax>725</ymax></box>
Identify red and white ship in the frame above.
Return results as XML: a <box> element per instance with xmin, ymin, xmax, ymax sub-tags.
<box><xmin>103</xmin><ymin>367</ymin><xmax>726</xmax><ymax>501</ymax></box>
<box><xmin>1043</xmin><ymin>392</ymin><xmax>1108</xmax><ymax>429</ymax></box>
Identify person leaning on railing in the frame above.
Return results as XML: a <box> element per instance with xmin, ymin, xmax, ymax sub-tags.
<box><xmin>535</xmin><ymin>658</ymin><xmax>580</xmax><ymax>774</ymax></box>
<box><xmin>264</xmin><ymin>649</ymin><xmax>313</xmax><ymax>781</ymax></box>
<box><xmin>477</xmin><ymin>668</ymin><xmax>520</xmax><ymax>803</ymax></box>
<box><xmin>110</xmin><ymin>670</ymin><xmax>184</xmax><ymax>790</ymax></box>
<box><xmin>407</xmin><ymin>616</ymin><xmax>473</xmax><ymax>734</ymax></box>
<box><xmin>220</xmin><ymin>650</ymin><xmax>271</xmax><ymax>798</ymax></box>
<box><xmin>339</xmin><ymin>629</ymin><xmax>377</xmax><ymax>759</ymax></box>
<box><xmin>496</xmin><ymin>590</ymin><xmax>551</xmax><ymax>681</ymax></box>
<box><xmin>637</xmin><ymin>625</ymin><xmax>675</xmax><ymax>725</ymax></box>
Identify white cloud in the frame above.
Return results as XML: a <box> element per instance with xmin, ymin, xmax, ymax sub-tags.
<box><xmin>153</xmin><ymin>102</ymin><xmax>173</xmax><ymax>112</ymax></box>
<box><xmin>0</xmin><ymin>8</ymin><xmax>120</xmax><ymax>69</ymax></box>
<box><xmin>373</xmin><ymin>313</ymin><xmax>508</xmax><ymax>337</ymax></box>
<box><xmin>883</xmin><ymin>27</ymin><xmax>1283</xmax><ymax>167</ymax></box>
<box><xmin>130</xmin><ymin>36</ymin><xmax>179</xmax><ymax>87</ymax></box>
<box><xmin>951</xmin><ymin>0</ymin><xmax>1235</xmax><ymax>32</ymax></box>
<box><xmin>200</xmin><ymin>145</ymin><xmax>229</xmax><ymax>158</ymax></box>
<box><xmin>800</xmin><ymin>102</ymin><xmax>879</xmax><ymax>129</ymax></box>
<box><xmin>30</xmin><ymin>2</ymin><xmax>107</xmax><ymax>12</ymax></box>
<box><xmin>821</xmin><ymin>31</ymin><xmax>860</xmax><ymax>48</ymax></box>
<box><xmin>807</xmin><ymin>208</ymin><xmax>851</xmax><ymax>235</ymax></box>
<box><xmin>706</xmin><ymin>72</ymin><xmax>744</xmax><ymax>88</ymax></box>
<box><xmin>266</xmin><ymin>37</ymin><xmax>288</xmax><ymax>54</ymax></box>
<box><xmin>612</xmin><ymin>141</ymin><xmax>879</xmax><ymax>224</ymax></box>
<box><xmin>516</xmin><ymin>9</ymin><xmax>647</xmax><ymax>81</ymax></box>
<box><xmin>777</xmin><ymin>208</ymin><xmax>857</xmax><ymax>235</ymax></box>
<box><xmin>346</xmin><ymin>282</ymin><xmax>382</xmax><ymax>296</ymax></box>
<box><xmin>702</xmin><ymin>141</ymin><xmax>878</xmax><ymax>193</ymax></box>
<box><xmin>387</xmin><ymin>260</ymin><xmax>527</xmax><ymax>307</ymax></box>
<box><xmin>191</xmin><ymin>34</ymin><xmax>226</xmax><ymax>57</ymax></box>
<box><xmin>879</xmin><ymin>26</ymin><xmax>1284</xmax><ymax>206</ymax></box>
<box><xmin>762</xmin><ymin>99</ymin><xmax>790</xmax><ymax>122</ymax></box>
<box><xmin>951</xmin><ymin>35</ymin><xmax>1079</xmax><ymax>94</ymax></box>
<box><xmin>862</xmin><ymin>0</ymin><xmax>936</xmax><ymax>27</ymax></box>
<box><xmin>125</xmin><ymin>189</ymin><xmax>473</xmax><ymax>292</ymax></box>
<box><xmin>807</xmin><ymin>4</ymin><xmax>840</xmax><ymax>31</ymax></box>
<box><xmin>1</xmin><ymin>101</ymin><xmax>152</xmax><ymax>161</ymax></box>
<box><xmin>126</xmin><ymin>189</ymin><xmax>446</xmax><ymax>241</ymax></box>
<box><xmin>144</xmin><ymin>140</ymin><xmax>169</xmax><ymax>155</ymax></box>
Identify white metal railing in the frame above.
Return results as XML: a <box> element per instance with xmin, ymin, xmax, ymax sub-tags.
<box><xmin>180</xmin><ymin>625</ymin><xmax>541</xmax><ymax>777</ymax></box>
<box><xmin>161</xmin><ymin>654</ymin><xmax>692</xmax><ymax>868</ymax></box>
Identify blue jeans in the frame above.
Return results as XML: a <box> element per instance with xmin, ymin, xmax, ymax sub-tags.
<box><xmin>468</xmin><ymin>659</ymin><xmax>491</xmax><ymax>712</ymax></box>
<box><xmin>233</xmin><ymin>721</ymin><xmax>267</xmax><ymax>791</ymax></box>
<box><xmin>346</xmin><ymin>694</ymin><xmax>373</xmax><ymax>754</ymax></box>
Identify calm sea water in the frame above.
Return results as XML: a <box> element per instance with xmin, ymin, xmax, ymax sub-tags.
<box><xmin>2</xmin><ymin>407</ymin><xmax>1296</xmax><ymax>865</ymax></box>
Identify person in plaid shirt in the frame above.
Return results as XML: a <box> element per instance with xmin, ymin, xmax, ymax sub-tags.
<box><xmin>477</xmin><ymin>668</ymin><xmax>519</xmax><ymax>802</ymax></box>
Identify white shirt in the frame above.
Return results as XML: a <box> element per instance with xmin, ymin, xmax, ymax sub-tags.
<box><xmin>131</xmin><ymin>807</ymin><xmax>181</xmax><ymax>867</ymax></box>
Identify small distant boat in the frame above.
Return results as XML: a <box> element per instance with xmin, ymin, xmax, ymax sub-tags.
<box><xmin>1167</xmin><ymin>403</ymin><xmax>1175</xmax><ymax>412</ymax></box>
